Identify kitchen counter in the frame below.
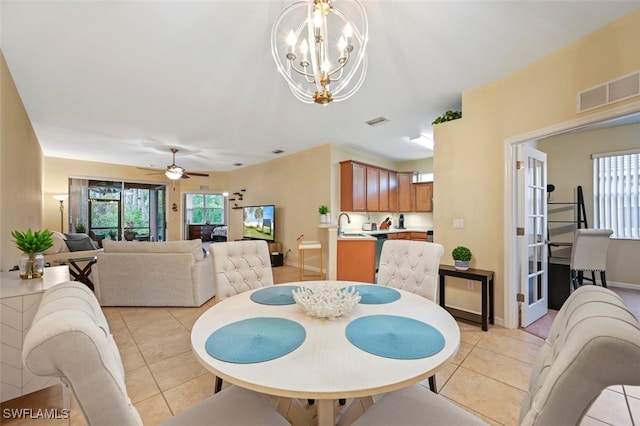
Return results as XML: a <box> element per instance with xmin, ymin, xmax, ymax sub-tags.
<box><xmin>340</xmin><ymin>227</ymin><xmax>433</xmax><ymax>237</ymax></box>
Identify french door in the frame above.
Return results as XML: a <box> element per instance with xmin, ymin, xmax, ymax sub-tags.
<box><xmin>517</xmin><ymin>145</ymin><xmax>548</xmax><ymax>327</ymax></box>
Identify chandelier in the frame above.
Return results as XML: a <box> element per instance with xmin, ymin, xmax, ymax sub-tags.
<box><xmin>271</xmin><ymin>0</ymin><xmax>368</xmax><ymax>105</ymax></box>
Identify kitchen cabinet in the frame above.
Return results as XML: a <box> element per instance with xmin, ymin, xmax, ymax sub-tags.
<box><xmin>410</xmin><ymin>232</ymin><xmax>428</xmax><ymax>241</ymax></box>
<box><xmin>337</xmin><ymin>239</ymin><xmax>376</xmax><ymax>283</ymax></box>
<box><xmin>379</xmin><ymin>169</ymin><xmax>390</xmax><ymax>212</ymax></box>
<box><xmin>388</xmin><ymin>171</ymin><xmax>398</xmax><ymax>211</ymax></box>
<box><xmin>340</xmin><ymin>161</ymin><xmax>367</xmax><ymax>211</ymax></box>
<box><xmin>397</xmin><ymin>172</ymin><xmax>414</xmax><ymax>212</ymax></box>
<box><xmin>388</xmin><ymin>232</ymin><xmax>426</xmax><ymax>241</ymax></box>
<box><xmin>366</xmin><ymin>166</ymin><xmax>379</xmax><ymax>211</ymax></box>
<box><xmin>414</xmin><ymin>182</ymin><xmax>433</xmax><ymax>212</ymax></box>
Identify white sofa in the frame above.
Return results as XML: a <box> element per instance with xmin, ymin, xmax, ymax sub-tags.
<box><xmin>93</xmin><ymin>239</ymin><xmax>215</xmax><ymax>307</ymax></box>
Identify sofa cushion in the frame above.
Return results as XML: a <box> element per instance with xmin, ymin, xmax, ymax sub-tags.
<box><xmin>65</xmin><ymin>237</ymin><xmax>98</xmax><ymax>252</ymax></box>
<box><xmin>43</xmin><ymin>231</ymin><xmax>70</xmax><ymax>255</ymax></box>
<box><xmin>102</xmin><ymin>239</ymin><xmax>204</xmax><ymax>261</ymax></box>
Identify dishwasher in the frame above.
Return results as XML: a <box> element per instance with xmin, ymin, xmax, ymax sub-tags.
<box><xmin>373</xmin><ymin>233</ymin><xmax>388</xmax><ymax>272</ymax></box>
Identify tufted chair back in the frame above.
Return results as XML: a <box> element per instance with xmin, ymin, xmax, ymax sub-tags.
<box><xmin>22</xmin><ymin>282</ymin><xmax>143</xmax><ymax>426</ymax></box>
<box><xmin>377</xmin><ymin>240</ymin><xmax>444</xmax><ymax>301</ymax></box>
<box><xmin>519</xmin><ymin>285</ymin><xmax>640</xmax><ymax>425</ymax></box>
<box><xmin>209</xmin><ymin>240</ymin><xmax>274</xmax><ymax>301</ymax></box>
<box><xmin>570</xmin><ymin>229</ymin><xmax>613</xmax><ymax>272</ymax></box>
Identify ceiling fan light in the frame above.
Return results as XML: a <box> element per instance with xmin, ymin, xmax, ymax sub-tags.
<box><xmin>165</xmin><ymin>166</ymin><xmax>184</xmax><ymax>180</ymax></box>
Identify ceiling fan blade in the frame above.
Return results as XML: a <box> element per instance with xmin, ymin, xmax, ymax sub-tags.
<box><xmin>137</xmin><ymin>166</ymin><xmax>163</xmax><ymax>172</ymax></box>
<box><xmin>180</xmin><ymin>174</ymin><xmax>191</xmax><ymax>179</ymax></box>
<box><xmin>184</xmin><ymin>171</ymin><xmax>209</xmax><ymax>177</ymax></box>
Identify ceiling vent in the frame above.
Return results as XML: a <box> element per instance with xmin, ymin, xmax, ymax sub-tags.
<box><xmin>577</xmin><ymin>71</ymin><xmax>640</xmax><ymax>113</ymax></box>
<box><xmin>365</xmin><ymin>116</ymin><xmax>389</xmax><ymax>126</ymax></box>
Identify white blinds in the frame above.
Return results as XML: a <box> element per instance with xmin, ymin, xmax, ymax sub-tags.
<box><xmin>593</xmin><ymin>150</ymin><xmax>640</xmax><ymax>239</ymax></box>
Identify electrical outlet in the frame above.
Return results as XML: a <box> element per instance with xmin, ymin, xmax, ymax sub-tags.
<box><xmin>467</xmin><ymin>281</ymin><xmax>474</xmax><ymax>290</ymax></box>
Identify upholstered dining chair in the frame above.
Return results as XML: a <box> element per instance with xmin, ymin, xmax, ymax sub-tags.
<box><xmin>209</xmin><ymin>239</ymin><xmax>274</xmax><ymax>392</ymax></box>
<box><xmin>570</xmin><ymin>228</ymin><xmax>613</xmax><ymax>289</ymax></box>
<box><xmin>352</xmin><ymin>285</ymin><xmax>640</xmax><ymax>426</ymax></box>
<box><xmin>209</xmin><ymin>239</ymin><xmax>274</xmax><ymax>301</ymax></box>
<box><xmin>377</xmin><ymin>239</ymin><xmax>445</xmax><ymax>392</ymax></box>
<box><xmin>21</xmin><ymin>282</ymin><xmax>289</xmax><ymax>426</ymax></box>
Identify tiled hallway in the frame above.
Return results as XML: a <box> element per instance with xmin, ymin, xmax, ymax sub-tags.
<box><xmin>2</xmin><ymin>265</ymin><xmax>639</xmax><ymax>425</ymax></box>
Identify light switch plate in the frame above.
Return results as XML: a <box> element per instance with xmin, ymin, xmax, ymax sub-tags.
<box><xmin>453</xmin><ymin>219</ymin><xmax>464</xmax><ymax>229</ymax></box>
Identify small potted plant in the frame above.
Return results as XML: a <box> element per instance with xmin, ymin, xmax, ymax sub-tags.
<box><xmin>108</xmin><ymin>229</ymin><xmax>117</xmax><ymax>240</ymax></box>
<box><xmin>432</xmin><ymin>110</ymin><xmax>462</xmax><ymax>125</ymax></box>
<box><xmin>318</xmin><ymin>205</ymin><xmax>330</xmax><ymax>224</ymax></box>
<box><xmin>124</xmin><ymin>221</ymin><xmax>137</xmax><ymax>241</ymax></box>
<box><xmin>452</xmin><ymin>246</ymin><xmax>472</xmax><ymax>270</ymax></box>
<box><xmin>11</xmin><ymin>229</ymin><xmax>53</xmax><ymax>279</ymax></box>
<box><xmin>75</xmin><ymin>222</ymin><xmax>86</xmax><ymax>233</ymax></box>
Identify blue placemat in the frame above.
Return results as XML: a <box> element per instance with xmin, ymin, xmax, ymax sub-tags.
<box><xmin>250</xmin><ymin>285</ymin><xmax>301</xmax><ymax>305</ymax></box>
<box><xmin>205</xmin><ymin>317</ymin><xmax>306</xmax><ymax>363</ymax></box>
<box><xmin>345</xmin><ymin>315</ymin><xmax>445</xmax><ymax>359</ymax></box>
<box><xmin>343</xmin><ymin>285</ymin><xmax>401</xmax><ymax>304</ymax></box>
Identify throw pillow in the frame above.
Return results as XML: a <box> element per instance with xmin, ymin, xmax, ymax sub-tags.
<box><xmin>65</xmin><ymin>237</ymin><xmax>97</xmax><ymax>252</ymax></box>
<box><xmin>44</xmin><ymin>231</ymin><xmax>69</xmax><ymax>255</ymax></box>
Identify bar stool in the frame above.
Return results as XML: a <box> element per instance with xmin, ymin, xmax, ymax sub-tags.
<box><xmin>297</xmin><ymin>234</ymin><xmax>323</xmax><ymax>281</ymax></box>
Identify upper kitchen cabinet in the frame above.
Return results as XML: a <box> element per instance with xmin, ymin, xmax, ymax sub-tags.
<box><xmin>414</xmin><ymin>182</ymin><xmax>433</xmax><ymax>212</ymax></box>
<box><xmin>397</xmin><ymin>172</ymin><xmax>414</xmax><ymax>212</ymax></box>
<box><xmin>366</xmin><ymin>166</ymin><xmax>379</xmax><ymax>211</ymax></box>
<box><xmin>340</xmin><ymin>161</ymin><xmax>367</xmax><ymax>211</ymax></box>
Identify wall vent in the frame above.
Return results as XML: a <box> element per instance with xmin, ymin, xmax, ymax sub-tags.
<box><xmin>577</xmin><ymin>71</ymin><xmax>640</xmax><ymax>113</ymax></box>
<box><xmin>199</xmin><ymin>185</ymin><xmax>210</xmax><ymax>190</ymax></box>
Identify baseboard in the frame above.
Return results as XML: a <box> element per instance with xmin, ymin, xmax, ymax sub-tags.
<box><xmin>607</xmin><ymin>281</ymin><xmax>640</xmax><ymax>290</ymax></box>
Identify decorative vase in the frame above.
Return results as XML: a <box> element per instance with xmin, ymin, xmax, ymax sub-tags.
<box><xmin>19</xmin><ymin>252</ymin><xmax>45</xmax><ymax>279</ymax></box>
<box><xmin>454</xmin><ymin>260</ymin><xmax>470</xmax><ymax>271</ymax></box>
<box><xmin>320</xmin><ymin>213</ymin><xmax>330</xmax><ymax>224</ymax></box>
<box><xmin>124</xmin><ymin>231</ymin><xmax>136</xmax><ymax>241</ymax></box>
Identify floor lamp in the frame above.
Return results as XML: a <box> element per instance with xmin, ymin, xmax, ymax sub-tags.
<box><xmin>52</xmin><ymin>195</ymin><xmax>69</xmax><ymax>232</ymax></box>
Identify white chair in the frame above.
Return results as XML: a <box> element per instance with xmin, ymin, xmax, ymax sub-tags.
<box><xmin>352</xmin><ymin>285</ymin><xmax>640</xmax><ymax>426</ymax></box>
<box><xmin>570</xmin><ymin>228</ymin><xmax>613</xmax><ymax>289</ymax></box>
<box><xmin>377</xmin><ymin>239</ymin><xmax>445</xmax><ymax>392</ymax></box>
<box><xmin>22</xmin><ymin>282</ymin><xmax>289</xmax><ymax>426</ymax></box>
<box><xmin>209</xmin><ymin>240</ymin><xmax>274</xmax><ymax>392</ymax></box>
<box><xmin>209</xmin><ymin>240</ymin><xmax>274</xmax><ymax>301</ymax></box>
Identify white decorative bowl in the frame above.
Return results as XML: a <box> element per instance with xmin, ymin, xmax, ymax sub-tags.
<box><xmin>292</xmin><ymin>284</ymin><xmax>361</xmax><ymax>318</ymax></box>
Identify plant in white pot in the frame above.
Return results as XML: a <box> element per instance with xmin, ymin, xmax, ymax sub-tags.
<box><xmin>11</xmin><ymin>229</ymin><xmax>53</xmax><ymax>279</ymax></box>
<box><xmin>318</xmin><ymin>205</ymin><xmax>330</xmax><ymax>224</ymax></box>
<box><xmin>452</xmin><ymin>246</ymin><xmax>472</xmax><ymax>270</ymax></box>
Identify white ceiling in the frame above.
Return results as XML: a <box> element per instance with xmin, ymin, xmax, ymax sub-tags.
<box><xmin>2</xmin><ymin>1</ymin><xmax>639</xmax><ymax>173</ymax></box>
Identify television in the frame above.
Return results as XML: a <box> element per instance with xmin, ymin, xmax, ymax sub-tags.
<box><xmin>242</xmin><ymin>205</ymin><xmax>275</xmax><ymax>241</ymax></box>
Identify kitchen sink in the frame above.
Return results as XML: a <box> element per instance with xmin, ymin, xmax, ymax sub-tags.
<box><xmin>340</xmin><ymin>233</ymin><xmax>370</xmax><ymax>237</ymax></box>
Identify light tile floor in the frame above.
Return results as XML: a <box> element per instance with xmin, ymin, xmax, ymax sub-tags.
<box><xmin>2</xmin><ymin>265</ymin><xmax>639</xmax><ymax>425</ymax></box>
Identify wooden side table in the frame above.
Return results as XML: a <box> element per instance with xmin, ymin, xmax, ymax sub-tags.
<box><xmin>438</xmin><ymin>265</ymin><xmax>495</xmax><ymax>331</ymax></box>
<box><xmin>53</xmin><ymin>256</ymin><xmax>97</xmax><ymax>291</ymax></box>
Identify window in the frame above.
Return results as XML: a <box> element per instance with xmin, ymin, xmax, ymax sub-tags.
<box><xmin>186</xmin><ymin>193</ymin><xmax>226</xmax><ymax>224</ymax></box>
<box><xmin>593</xmin><ymin>150</ymin><xmax>640</xmax><ymax>239</ymax></box>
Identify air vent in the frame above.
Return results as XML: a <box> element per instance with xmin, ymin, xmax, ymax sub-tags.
<box><xmin>577</xmin><ymin>71</ymin><xmax>640</xmax><ymax>113</ymax></box>
<box><xmin>199</xmin><ymin>185</ymin><xmax>210</xmax><ymax>190</ymax></box>
<box><xmin>365</xmin><ymin>116</ymin><xmax>389</xmax><ymax>126</ymax></box>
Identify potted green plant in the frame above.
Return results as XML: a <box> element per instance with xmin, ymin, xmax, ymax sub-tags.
<box><xmin>11</xmin><ymin>229</ymin><xmax>53</xmax><ymax>279</ymax></box>
<box><xmin>452</xmin><ymin>246</ymin><xmax>472</xmax><ymax>270</ymax></box>
<box><xmin>75</xmin><ymin>222</ymin><xmax>86</xmax><ymax>233</ymax></box>
<box><xmin>432</xmin><ymin>110</ymin><xmax>462</xmax><ymax>125</ymax></box>
<box><xmin>124</xmin><ymin>221</ymin><xmax>137</xmax><ymax>241</ymax></box>
<box><xmin>318</xmin><ymin>205</ymin><xmax>330</xmax><ymax>224</ymax></box>
<box><xmin>108</xmin><ymin>229</ymin><xmax>117</xmax><ymax>240</ymax></box>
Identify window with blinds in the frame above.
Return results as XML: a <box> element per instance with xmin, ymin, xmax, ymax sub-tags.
<box><xmin>593</xmin><ymin>150</ymin><xmax>640</xmax><ymax>239</ymax></box>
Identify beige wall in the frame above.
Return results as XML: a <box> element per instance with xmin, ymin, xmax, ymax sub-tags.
<box><xmin>538</xmin><ymin>123</ymin><xmax>640</xmax><ymax>286</ymax></box>
<box><xmin>1</xmin><ymin>51</ymin><xmax>45</xmax><ymax>272</ymax></box>
<box><xmin>434</xmin><ymin>9</ymin><xmax>640</xmax><ymax>320</ymax></box>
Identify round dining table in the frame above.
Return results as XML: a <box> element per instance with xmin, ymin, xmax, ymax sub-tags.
<box><xmin>191</xmin><ymin>281</ymin><xmax>460</xmax><ymax>426</ymax></box>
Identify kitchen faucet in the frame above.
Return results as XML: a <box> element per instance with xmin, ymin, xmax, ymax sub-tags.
<box><xmin>338</xmin><ymin>212</ymin><xmax>351</xmax><ymax>236</ymax></box>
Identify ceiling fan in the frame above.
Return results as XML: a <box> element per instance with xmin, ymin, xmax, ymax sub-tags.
<box><xmin>139</xmin><ymin>148</ymin><xmax>209</xmax><ymax>180</ymax></box>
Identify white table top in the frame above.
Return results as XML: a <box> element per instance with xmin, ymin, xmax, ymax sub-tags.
<box><xmin>191</xmin><ymin>281</ymin><xmax>460</xmax><ymax>424</ymax></box>
<box><xmin>0</xmin><ymin>265</ymin><xmax>70</xmax><ymax>299</ymax></box>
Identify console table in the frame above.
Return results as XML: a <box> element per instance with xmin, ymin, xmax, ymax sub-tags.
<box><xmin>52</xmin><ymin>256</ymin><xmax>97</xmax><ymax>290</ymax></box>
<box><xmin>0</xmin><ymin>266</ymin><xmax>70</xmax><ymax>402</ymax></box>
<box><xmin>438</xmin><ymin>265</ymin><xmax>494</xmax><ymax>331</ymax></box>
